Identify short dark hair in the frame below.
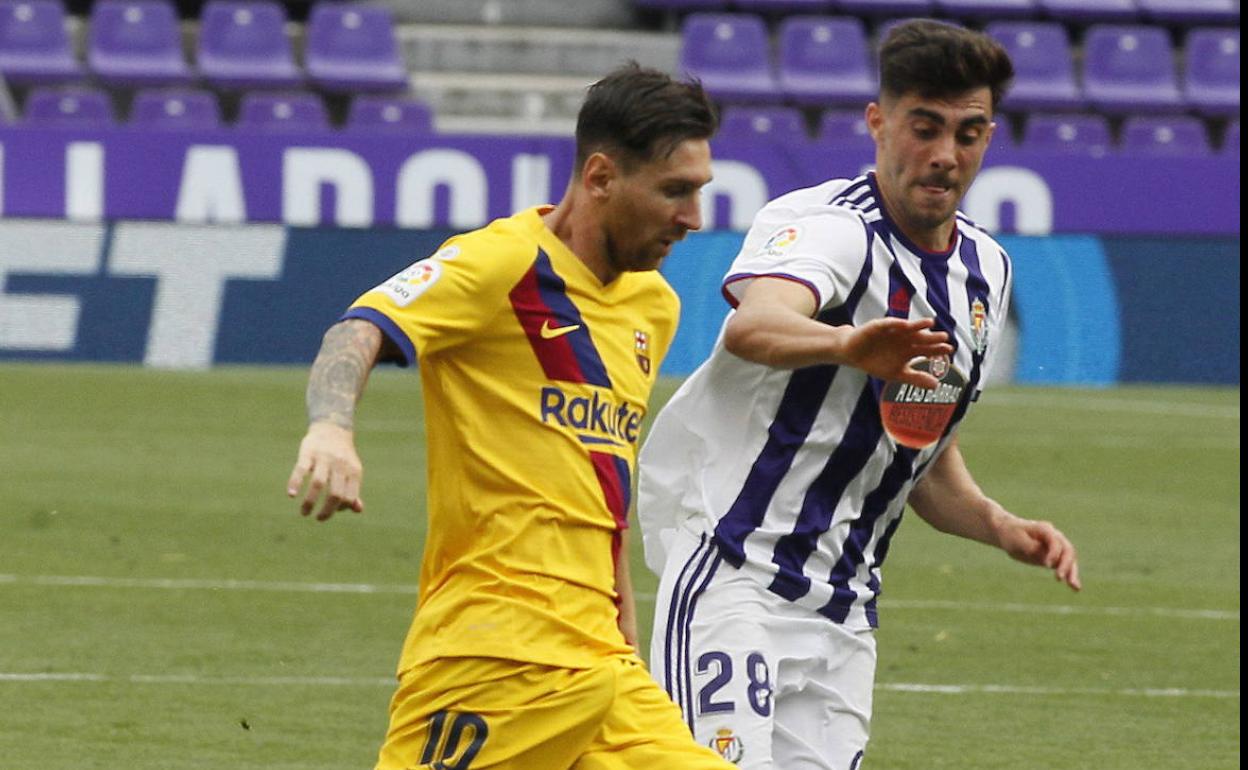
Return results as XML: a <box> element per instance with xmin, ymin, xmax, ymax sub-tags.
<box><xmin>575</xmin><ymin>62</ymin><xmax>718</xmax><ymax>175</ymax></box>
<box><xmin>879</xmin><ymin>20</ymin><xmax>1014</xmax><ymax>111</ymax></box>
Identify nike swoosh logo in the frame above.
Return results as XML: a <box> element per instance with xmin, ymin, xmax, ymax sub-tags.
<box><xmin>540</xmin><ymin>320</ymin><xmax>581</xmax><ymax>339</ymax></box>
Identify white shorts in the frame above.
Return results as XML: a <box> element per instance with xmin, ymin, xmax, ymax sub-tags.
<box><xmin>649</xmin><ymin>528</ymin><xmax>876</xmax><ymax>770</ymax></box>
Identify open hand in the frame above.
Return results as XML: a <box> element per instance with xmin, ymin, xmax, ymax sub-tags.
<box><xmin>286</xmin><ymin>422</ymin><xmax>365</xmax><ymax>521</ymax></box>
<box><xmin>839</xmin><ymin>317</ymin><xmax>953</xmax><ymax>389</ymax></box>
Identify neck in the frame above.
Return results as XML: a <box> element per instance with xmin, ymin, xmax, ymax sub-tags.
<box><xmin>904</xmin><ymin>219</ymin><xmax>956</xmax><ymax>253</ymax></box>
<box><xmin>872</xmin><ymin>173</ymin><xmax>956</xmax><ymax>253</ymax></box>
<box><xmin>541</xmin><ymin>187</ymin><xmax>616</xmax><ymax>284</ymax></box>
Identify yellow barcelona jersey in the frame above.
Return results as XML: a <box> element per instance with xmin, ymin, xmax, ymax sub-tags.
<box><xmin>344</xmin><ymin>207</ymin><xmax>679</xmax><ymax>671</ymax></box>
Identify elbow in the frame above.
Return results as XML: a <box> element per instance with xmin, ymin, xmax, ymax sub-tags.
<box><xmin>722</xmin><ymin>317</ymin><xmax>750</xmax><ymax>359</ymax></box>
<box><xmin>723</xmin><ymin>316</ymin><xmax>771</xmax><ymax>365</ymax></box>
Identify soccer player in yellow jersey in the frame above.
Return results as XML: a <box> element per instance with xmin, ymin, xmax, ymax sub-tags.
<box><xmin>286</xmin><ymin>64</ymin><xmax>734</xmax><ymax>769</ymax></box>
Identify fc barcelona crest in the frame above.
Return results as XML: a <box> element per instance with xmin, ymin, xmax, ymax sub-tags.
<box><xmin>634</xmin><ymin>329</ymin><xmax>651</xmax><ymax>374</ymax></box>
<box><xmin>970</xmin><ymin>298</ymin><xmax>988</xmax><ymax>354</ymax></box>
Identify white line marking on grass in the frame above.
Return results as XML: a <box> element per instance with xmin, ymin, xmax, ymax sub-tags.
<box><xmin>0</xmin><ymin>673</ymin><xmax>107</xmax><ymax>682</ymax></box>
<box><xmin>0</xmin><ymin>672</ymin><xmax>392</xmax><ymax>686</ymax></box>
<box><xmin>986</xmin><ymin>393</ymin><xmax>1240</xmax><ymax>420</ymax></box>
<box><xmin>882</xmin><ymin>598</ymin><xmax>1239</xmax><ymax>621</ymax></box>
<box><xmin>2</xmin><ymin>574</ymin><xmax>1236</xmax><ymax>622</ymax></box>
<box><xmin>879</xmin><ymin>683</ymin><xmax>1239</xmax><ymax>699</ymax></box>
<box><xmin>969</xmin><ymin>434</ymin><xmax>1239</xmax><ymax>450</ymax></box>
<box><xmin>0</xmin><ymin>672</ymin><xmax>1235</xmax><ymax>699</ymax></box>
<box><xmin>0</xmin><ymin>574</ymin><xmax>417</xmax><ymax>595</ymax></box>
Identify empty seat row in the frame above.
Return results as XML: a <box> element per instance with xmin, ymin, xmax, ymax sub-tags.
<box><xmin>8</xmin><ymin>85</ymin><xmax>434</xmax><ymax>132</ymax></box>
<box><xmin>682</xmin><ymin>14</ymin><xmax>1239</xmax><ymax>116</ymax></box>
<box><xmin>718</xmin><ymin>106</ymin><xmax>1238</xmax><ymax>155</ymax></box>
<box><xmin>636</xmin><ymin>0</ymin><xmax>1239</xmax><ymax>26</ymax></box>
<box><xmin>0</xmin><ymin>0</ymin><xmax>406</xmax><ymax>92</ymax></box>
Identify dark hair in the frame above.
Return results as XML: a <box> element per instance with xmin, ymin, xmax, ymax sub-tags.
<box><xmin>879</xmin><ymin>20</ymin><xmax>1014</xmax><ymax>111</ymax></box>
<box><xmin>574</xmin><ymin>62</ymin><xmax>718</xmax><ymax>175</ymax></box>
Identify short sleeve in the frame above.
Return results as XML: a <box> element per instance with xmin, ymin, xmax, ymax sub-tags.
<box><xmin>978</xmin><ymin>244</ymin><xmax>1014</xmax><ymax>389</ymax></box>
<box><xmin>722</xmin><ymin>207</ymin><xmax>870</xmax><ymax>314</ymax></box>
<box><xmin>344</xmin><ymin>235</ymin><xmax>533</xmax><ymax>364</ymax></box>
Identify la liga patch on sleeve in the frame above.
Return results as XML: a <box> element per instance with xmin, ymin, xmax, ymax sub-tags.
<box><xmin>760</xmin><ymin>225</ymin><xmax>802</xmax><ymax>259</ymax></box>
<box><xmin>375</xmin><ymin>259</ymin><xmax>442</xmax><ymax>307</ymax></box>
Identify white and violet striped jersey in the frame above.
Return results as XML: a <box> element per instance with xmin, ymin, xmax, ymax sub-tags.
<box><xmin>638</xmin><ymin>172</ymin><xmax>1013</xmax><ymax>630</ymax></box>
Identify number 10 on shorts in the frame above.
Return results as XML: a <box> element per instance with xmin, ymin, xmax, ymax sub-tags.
<box><xmin>418</xmin><ymin>710</ymin><xmax>489</xmax><ymax>770</ymax></box>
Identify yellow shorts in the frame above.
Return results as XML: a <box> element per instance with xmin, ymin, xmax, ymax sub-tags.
<box><xmin>375</xmin><ymin>655</ymin><xmax>735</xmax><ymax>770</ymax></box>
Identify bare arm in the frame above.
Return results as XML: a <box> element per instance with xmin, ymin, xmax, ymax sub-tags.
<box><xmin>285</xmin><ymin>319</ymin><xmax>385</xmax><ymax>521</ymax></box>
<box><xmin>305</xmin><ymin>319</ymin><xmax>385</xmax><ymax>430</ymax></box>
<box><xmin>724</xmin><ymin>278</ymin><xmax>953</xmax><ymax>388</ymax></box>
<box><xmin>909</xmin><ymin>436</ymin><xmax>1082</xmax><ymax>591</ymax></box>
<box><xmin>614</xmin><ymin>528</ymin><xmax>639</xmax><ymax>652</ymax></box>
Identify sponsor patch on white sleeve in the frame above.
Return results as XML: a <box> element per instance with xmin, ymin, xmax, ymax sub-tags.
<box><xmin>759</xmin><ymin>225</ymin><xmax>802</xmax><ymax>259</ymax></box>
<box><xmin>374</xmin><ymin>260</ymin><xmax>442</xmax><ymax>307</ymax></box>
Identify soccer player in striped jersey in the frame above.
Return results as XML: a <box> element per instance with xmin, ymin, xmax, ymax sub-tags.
<box><xmin>638</xmin><ymin>20</ymin><xmax>1081</xmax><ymax>770</ymax></box>
<box><xmin>286</xmin><ymin>65</ymin><xmax>736</xmax><ymax>769</ymax></box>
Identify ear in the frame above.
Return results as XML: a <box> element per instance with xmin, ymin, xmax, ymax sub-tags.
<box><xmin>581</xmin><ymin>152</ymin><xmax>617</xmax><ymax>201</ymax></box>
<box><xmin>865</xmin><ymin>102</ymin><xmax>884</xmax><ymax>143</ymax></box>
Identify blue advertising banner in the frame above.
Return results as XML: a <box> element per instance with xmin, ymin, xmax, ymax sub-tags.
<box><xmin>0</xmin><ymin>220</ymin><xmax>1238</xmax><ymax>384</ymax></box>
<box><xmin>0</xmin><ymin>126</ymin><xmax>1238</xmax><ymax>235</ymax></box>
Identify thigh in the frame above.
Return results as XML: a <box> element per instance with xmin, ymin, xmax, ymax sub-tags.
<box><xmin>374</xmin><ymin>657</ymin><xmax>614</xmax><ymax>770</ymax></box>
<box><xmin>773</xmin><ymin>625</ymin><xmax>876</xmax><ymax>770</ymax></box>
<box><xmin>650</xmin><ymin>533</ymin><xmax>781</xmax><ymax>769</ymax></box>
<box><xmin>574</xmin><ymin>657</ymin><xmax>736</xmax><ymax>770</ymax></box>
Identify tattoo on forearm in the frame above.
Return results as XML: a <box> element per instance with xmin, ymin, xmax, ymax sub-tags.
<box><xmin>306</xmin><ymin>321</ymin><xmax>381</xmax><ymax>430</ymax></box>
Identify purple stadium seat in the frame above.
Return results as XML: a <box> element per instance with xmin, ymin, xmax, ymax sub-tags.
<box><xmin>815</xmin><ymin>108</ymin><xmax>874</xmax><ymax>149</ymax></box>
<box><xmin>1222</xmin><ymin>119</ymin><xmax>1238</xmax><ymax>155</ymax></box>
<box><xmin>1036</xmin><ymin>0</ymin><xmax>1139</xmax><ymax>23</ymax></box>
<box><xmin>1081</xmin><ymin>24</ymin><xmax>1183</xmax><ymax>113</ymax></box>
<box><xmin>836</xmin><ymin>0</ymin><xmax>935</xmax><ymax>16</ymax></box>
<box><xmin>986</xmin><ymin>21</ymin><xmax>1083</xmax><ymax>111</ymax></box>
<box><xmin>1021</xmin><ymin>113</ymin><xmax>1111</xmax><ymax>155</ymax></box>
<box><xmin>1137</xmin><ymin>0</ymin><xmax>1239</xmax><ymax>25</ymax></box>
<box><xmin>1183</xmin><ymin>27</ymin><xmax>1239</xmax><ymax>117</ymax></box>
<box><xmin>346</xmin><ymin>94</ymin><xmax>433</xmax><ymax>133</ymax></box>
<box><xmin>88</xmin><ymin>0</ymin><xmax>194</xmax><ymax>87</ymax></box>
<box><xmin>236</xmin><ymin>90</ymin><xmax>328</xmax><ymax>131</ymax></box>
<box><xmin>633</xmin><ymin>0</ymin><xmax>728</xmax><ymax>9</ymax></box>
<box><xmin>304</xmin><ymin>2</ymin><xmax>407</xmax><ymax>93</ymax></box>
<box><xmin>130</xmin><ymin>87</ymin><xmax>221</xmax><ymax>129</ymax></box>
<box><xmin>934</xmin><ymin>0</ymin><xmax>1037</xmax><ymax>20</ymax></box>
<box><xmin>1120</xmin><ymin>115</ymin><xmax>1212</xmax><ymax>155</ymax></box>
<box><xmin>777</xmin><ymin>16</ymin><xmax>875</xmax><ymax>107</ymax></box>
<box><xmin>22</xmin><ymin>85</ymin><xmax>114</xmax><ymax>126</ymax></box>
<box><xmin>197</xmin><ymin>1</ymin><xmax>301</xmax><ymax>89</ymax></box>
<box><xmin>0</xmin><ymin>0</ymin><xmax>83</xmax><ymax>84</ymax></box>
<box><xmin>717</xmin><ymin>106</ymin><xmax>809</xmax><ymax>143</ymax></box>
<box><xmin>735</xmin><ymin>0</ymin><xmax>834</xmax><ymax>13</ymax></box>
<box><xmin>680</xmin><ymin>13</ymin><xmax>780</xmax><ymax>104</ymax></box>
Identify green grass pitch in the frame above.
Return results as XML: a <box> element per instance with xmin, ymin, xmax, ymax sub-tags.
<box><xmin>0</xmin><ymin>363</ymin><xmax>1239</xmax><ymax>769</ymax></box>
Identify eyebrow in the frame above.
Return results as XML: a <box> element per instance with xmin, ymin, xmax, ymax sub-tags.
<box><xmin>907</xmin><ymin>107</ymin><xmax>990</xmax><ymax>130</ymax></box>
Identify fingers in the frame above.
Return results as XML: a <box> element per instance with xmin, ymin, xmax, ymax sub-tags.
<box><xmin>1034</xmin><ymin>521</ymin><xmax>1082</xmax><ymax>592</ymax></box>
<box><xmin>1052</xmin><ymin>534</ymin><xmax>1081</xmax><ymax>592</ymax></box>
<box><xmin>315</xmin><ymin>466</ymin><xmax>364</xmax><ymax>521</ymax></box>
<box><xmin>286</xmin><ymin>456</ymin><xmax>311</xmax><ymax>499</ymax></box>
<box><xmin>897</xmin><ymin>368</ymin><xmax>942</xmax><ymax>390</ymax></box>
<box><xmin>303</xmin><ymin>461</ymin><xmax>330</xmax><ymax>518</ymax></box>
<box><xmin>286</xmin><ymin>438</ymin><xmax>363</xmax><ymax>522</ymax></box>
<box><xmin>882</xmin><ymin>320</ymin><xmax>954</xmax><ymax>361</ymax></box>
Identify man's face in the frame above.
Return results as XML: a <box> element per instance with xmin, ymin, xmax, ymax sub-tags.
<box><xmin>868</xmin><ymin>87</ymin><xmax>995</xmax><ymax>244</ymax></box>
<box><xmin>600</xmin><ymin>138</ymin><xmax>713</xmax><ymax>274</ymax></box>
